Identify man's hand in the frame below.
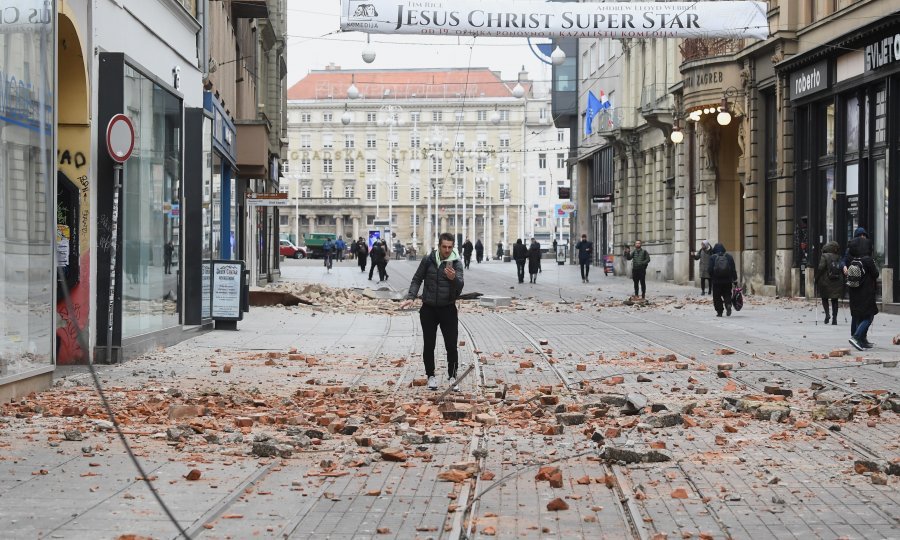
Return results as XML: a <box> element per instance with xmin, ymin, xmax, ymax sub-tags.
<box><xmin>399</xmin><ymin>299</ymin><xmax>415</xmax><ymax>310</ymax></box>
<box><xmin>444</xmin><ymin>266</ymin><xmax>456</xmax><ymax>281</ymax></box>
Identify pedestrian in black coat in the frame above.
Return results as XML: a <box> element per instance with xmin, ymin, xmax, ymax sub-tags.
<box><xmin>815</xmin><ymin>240</ymin><xmax>843</xmax><ymax>325</ymax></box>
<box><xmin>461</xmin><ymin>239</ymin><xmax>474</xmax><ymax>269</ymax></box>
<box><xmin>474</xmin><ymin>239</ymin><xmax>484</xmax><ymax>263</ymax></box>
<box><xmin>512</xmin><ymin>239</ymin><xmax>527</xmax><ymax>284</ymax></box>
<box><xmin>356</xmin><ymin>238</ymin><xmax>368</xmax><ymax>273</ymax></box>
<box><xmin>527</xmin><ymin>239</ymin><xmax>541</xmax><ymax>284</ymax></box>
<box><xmin>707</xmin><ymin>243</ymin><xmax>738</xmax><ymax>317</ymax></box>
<box><xmin>846</xmin><ymin>233</ymin><xmax>879</xmax><ymax>350</ymax></box>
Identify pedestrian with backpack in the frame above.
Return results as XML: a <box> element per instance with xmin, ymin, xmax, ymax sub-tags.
<box><xmin>708</xmin><ymin>243</ymin><xmax>738</xmax><ymax>317</ymax></box>
<box><xmin>815</xmin><ymin>241</ymin><xmax>843</xmax><ymax>325</ymax></box>
<box><xmin>845</xmin><ymin>230</ymin><xmax>878</xmax><ymax>351</ymax></box>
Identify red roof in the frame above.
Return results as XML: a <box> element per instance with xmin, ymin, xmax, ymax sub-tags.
<box><xmin>288</xmin><ymin>68</ymin><xmax>528</xmax><ymax>101</ymax></box>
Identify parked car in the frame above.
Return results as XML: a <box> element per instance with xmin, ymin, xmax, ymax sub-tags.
<box><xmin>280</xmin><ymin>240</ymin><xmax>307</xmax><ymax>259</ymax></box>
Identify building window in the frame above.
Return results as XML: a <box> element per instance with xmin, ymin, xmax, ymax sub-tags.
<box><xmin>323</xmin><ymin>185</ymin><xmax>333</xmax><ymax>199</ymax></box>
<box><xmin>367</xmin><ymin>112</ymin><xmax>377</xmax><ymax>123</ymax></box>
<box><xmin>456</xmin><ymin>158</ymin><xmax>465</xmax><ymax>173</ymax></box>
<box><xmin>410</xmin><ymin>132</ymin><xmax>420</xmax><ymax>148</ymax></box>
<box><xmin>322</xmin><ymin>159</ymin><xmax>333</xmax><ymax>174</ymax></box>
<box><xmin>410</xmin><ymin>214</ymin><xmax>420</xmax><ymax>226</ymax></box>
<box><xmin>500</xmin><ymin>185</ymin><xmax>510</xmax><ymax>200</ymax></box>
<box><xmin>477</xmin><ymin>157</ymin><xmax>487</xmax><ymax>172</ymax></box>
<box><xmin>366</xmin><ymin>134</ymin><xmax>377</xmax><ymax>149</ymax></box>
<box><xmin>323</xmin><ymin>112</ymin><xmax>333</xmax><ymax>123</ymax></box>
<box><xmin>301</xmin><ymin>112</ymin><xmax>311</xmax><ymax>123</ymax></box>
<box><xmin>431</xmin><ymin>156</ymin><xmax>442</xmax><ymax>174</ymax></box>
<box><xmin>455</xmin><ymin>139</ymin><xmax>465</xmax><ymax>151</ymax></box>
<box><xmin>410</xmin><ymin>185</ymin><xmax>420</xmax><ymax>200</ymax></box>
<box><xmin>499</xmin><ymin>110</ymin><xmax>510</xmax><ymax>122</ymax></box>
<box><xmin>455</xmin><ymin>110</ymin><xmax>464</xmax><ymax>122</ymax></box>
<box><xmin>345</xmin><ymin>184</ymin><xmax>355</xmax><ymax>198</ymax></box>
<box><xmin>345</xmin><ymin>134</ymin><xmax>355</xmax><ymax>148</ymax></box>
<box><xmin>344</xmin><ymin>158</ymin><xmax>355</xmax><ymax>173</ymax></box>
<box><xmin>390</xmin><ymin>182</ymin><xmax>398</xmax><ymax>201</ymax></box>
<box><xmin>557</xmin><ymin>153</ymin><xmax>566</xmax><ymax>168</ymax></box>
<box><xmin>410</xmin><ymin>111</ymin><xmax>420</xmax><ymax>123</ymax></box>
<box><xmin>390</xmin><ymin>158</ymin><xmax>399</xmax><ymax>177</ymax></box>
<box><xmin>476</xmin><ymin>184</ymin><xmax>485</xmax><ymax>197</ymax></box>
<box><xmin>301</xmin><ymin>185</ymin><xmax>311</xmax><ymax>198</ymax></box>
<box><xmin>366</xmin><ymin>184</ymin><xmax>376</xmax><ymax>200</ymax></box>
<box><xmin>410</xmin><ymin>160</ymin><xmax>421</xmax><ymax>174</ymax></box>
<box><xmin>538</xmin><ymin>153</ymin><xmax>547</xmax><ymax>169</ymax></box>
<box><xmin>477</xmin><ymin>110</ymin><xmax>487</xmax><ymax>121</ymax></box>
<box><xmin>322</xmin><ymin>134</ymin><xmax>333</xmax><ymax>149</ymax></box>
<box><xmin>300</xmin><ymin>134</ymin><xmax>311</xmax><ymax>149</ymax></box>
<box><xmin>558</xmin><ymin>130</ymin><xmax>565</xmax><ymax>142</ymax></box>
<box><xmin>540</xmin><ymin>108</ymin><xmax>547</xmax><ymax>120</ymax></box>
<box><xmin>499</xmin><ymin>136</ymin><xmax>510</xmax><ymax>148</ymax></box>
<box><xmin>432</xmin><ymin>111</ymin><xmax>443</xmax><ymax>122</ymax></box>
<box><xmin>477</xmin><ymin>136</ymin><xmax>488</xmax><ymax>149</ymax></box>
<box><xmin>538</xmin><ymin>181</ymin><xmax>547</xmax><ymax>196</ymax></box>
<box><xmin>366</xmin><ymin>159</ymin><xmax>377</xmax><ymax>174</ymax></box>
<box><xmin>301</xmin><ymin>159</ymin><xmax>311</xmax><ymax>174</ymax></box>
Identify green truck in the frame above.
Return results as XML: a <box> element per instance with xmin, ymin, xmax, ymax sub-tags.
<box><xmin>303</xmin><ymin>232</ymin><xmax>337</xmax><ymax>259</ymax></box>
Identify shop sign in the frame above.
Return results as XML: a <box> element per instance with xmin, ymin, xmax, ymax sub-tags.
<box><xmin>340</xmin><ymin>0</ymin><xmax>769</xmax><ymax>40</ymax></box>
<box><xmin>790</xmin><ymin>60</ymin><xmax>829</xmax><ymax>101</ymax></box>
<box><xmin>683</xmin><ymin>70</ymin><xmax>725</xmax><ymax>91</ymax></box>
<box><xmin>864</xmin><ymin>32</ymin><xmax>900</xmax><ymax>72</ymax></box>
<box><xmin>0</xmin><ymin>1</ymin><xmax>52</xmax><ymax>33</ymax></box>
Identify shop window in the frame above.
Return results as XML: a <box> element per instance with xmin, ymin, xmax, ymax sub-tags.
<box><xmin>874</xmin><ymin>158</ymin><xmax>887</xmax><ymax>265</ymax></box>
<box><xmin>822</xmin><ymin>103</ymin><xmax>835</xmax><ymax>157</ymax></box>
<box><xmin>874</xmin><ymin>85</ymin><xmax>886</xmax><ymax>145</ymax></box>
<box><xmin>121</xmin><ymin>63</ymin><xmax>183</xmax><ymax>338</ymax></box>
<box><xmin>845</xmin><ymin>95</ymin><xmax>859</xmax><ymax>154</ymax></box>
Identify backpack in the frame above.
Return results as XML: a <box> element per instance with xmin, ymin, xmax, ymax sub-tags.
<box><xmin>712</xmin><ymin>254</ymin><xmax>730</xmax><ymax>279</ymax></box>
<box><xmin>846</xmin><ymin>258</ymin><xmax>865</xmax><ymax>288</ymax></box>
<box><xmin>826</xmin><ymin>256</ymin><xmax>843</xmax><ymax>281</ymax></box>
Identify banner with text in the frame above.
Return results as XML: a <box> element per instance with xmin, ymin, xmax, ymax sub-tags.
<box><xmin>340</xmin><ymin>1</ymin><xmax>769</xmax><ymax>40</ymax></box>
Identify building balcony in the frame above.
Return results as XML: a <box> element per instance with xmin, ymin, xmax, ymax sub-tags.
<box><xmin>293</xmin><ymin>197</ymin><xmax>362</xmax><ymax>208</ymax></box>
<box><xmin>680</xmin><ymin>38</ymin><xmax>745</xmax><ymax>63</ymax></box>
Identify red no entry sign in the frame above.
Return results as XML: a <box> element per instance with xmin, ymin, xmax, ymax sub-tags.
<box><xmin>106</xmin><ymin>114</ymin><xmax>135</xmax><ymax>163</ymax></box>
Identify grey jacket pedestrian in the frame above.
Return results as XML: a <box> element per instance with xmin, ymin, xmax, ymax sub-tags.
<box><xmin>815</xmin><ymin>241</ymin><xmax>844</xmax><ymax>300</ymax></box>
<box><xmin>625</xmin><ymin>247</ymin><xmax>650</xmax><ymax>270</ymax></box>
<box><xmin>693</xmin><ymin>241</ymin><xmax>712</xmax><ymax>279</ymax></box>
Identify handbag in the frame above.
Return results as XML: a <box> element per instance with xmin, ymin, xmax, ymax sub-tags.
<box><xmin>731</xmin><ymin>287</ymin><xmax>744</xmax><ymax>312</ymax></box>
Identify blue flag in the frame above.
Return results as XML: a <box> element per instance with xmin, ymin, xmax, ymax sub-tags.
<box><xmin>585</xmin><ymin>90</ymin><xmax>602</xmax><ymax>135</ymax></box>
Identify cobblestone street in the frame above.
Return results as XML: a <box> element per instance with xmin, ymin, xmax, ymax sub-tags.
<box><xmin>1</xmin><ymin>259</ymin><xmax>898</xmax><ymax>539</ymax></box>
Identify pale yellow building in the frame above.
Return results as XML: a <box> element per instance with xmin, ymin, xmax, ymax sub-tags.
<box><xmin>286</xmin><ymin>66</ymin><xmax>543</xmax><ymax>255</ymax></box>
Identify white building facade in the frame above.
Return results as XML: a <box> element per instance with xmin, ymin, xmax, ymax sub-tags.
<box><xmin>286</xmin><ymin>67</ymin><xmax>544</xmax><ymax>256</ymax></box>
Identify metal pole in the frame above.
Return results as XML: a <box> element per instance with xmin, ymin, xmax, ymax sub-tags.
<box><xmin>294</xmin><ymin>177</ymin><xmax>299</xmax><ymax>244</ymax></box>
<box><xmin>106</xmin><ymin>164</ymin><xmax>122</xmax><ymax>364</ymax></box>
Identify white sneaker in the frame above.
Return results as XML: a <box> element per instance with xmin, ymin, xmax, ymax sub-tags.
<box><xmin>449</xmin><ymin>377</ymin><xmax>460</xmax><ymax>392</ymax></box>
<box><xmin>427</xmin><ymin>376</ymin><xmax>437</xmax><ymax>390</ymax></box>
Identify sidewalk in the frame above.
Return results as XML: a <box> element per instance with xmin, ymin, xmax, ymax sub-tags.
<box><xmin>0</xmin><ymin>259</ymin><xmax>897</xmax><ymax>539</ymax></box>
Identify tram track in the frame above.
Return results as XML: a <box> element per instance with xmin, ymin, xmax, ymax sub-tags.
<box><xmin>457</xmin><ymin>313</ymin><xmax>648</xmax><ymax>540</ymax></box>
<box><xmin>179</xmin><ymin>314</ymin><xmax>421</xmax><ymax>540</ymax></box>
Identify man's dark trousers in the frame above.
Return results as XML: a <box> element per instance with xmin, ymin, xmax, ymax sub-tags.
<box><xmin>516</xmin><ymin>262</ymin><xmax>525</xmax><ymax>283</ymax></box>
<box><xmin>712</xmin><ymin>282</ymin><xmax>732</xmax><ymax>315</ymax></box>
<box><xmin>632</xmin><ymin>267</ymin><xmax>646</xmax><ymax>297</ymax></box>
<box><xmin>580</xmin><ymin>262</ymin><xmax>590</xmax><ymax>280</ymax></box>
<box><xmin>419</xmin><ymin>304</ymin><xmax>458</xmax><ymax>378</ymax></box>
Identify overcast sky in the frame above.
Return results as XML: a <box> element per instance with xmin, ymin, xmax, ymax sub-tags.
<box><xmin>285</xmin><ymin>2</ymin><xmax>551</xmax><ymax>89</ymax></box>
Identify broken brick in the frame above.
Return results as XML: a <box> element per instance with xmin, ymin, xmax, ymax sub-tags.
<box><xmin>546</xmin><ymin>498</ymin><xmax>569</xmax><ymax>511</ymax></box>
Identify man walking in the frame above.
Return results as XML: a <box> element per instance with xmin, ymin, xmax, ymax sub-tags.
<box><xmin>461</xmin><ymin>238</ymin><xmax>474</xmax><ymax>269</ymax></box>
<box><xmin>335</xmin><ymin>236</ymin><xmax>346</xmax><ymax>262</ymax></box>
<box><xmin>624</xmin><ymin>240</ymin><xmax>650</xmax><ymax>298</ymax></box>
<box><xmin>513</xmin><ymin>238</ymin><xmax>527</xmax><ymax>284</ymax></box>
<box><xmin>708</xmin><ymin>243</ymin><xmax>738</xmax><ymax>317</ymax></box>
<box><xmin>401</xmin><ymin>233</ymin><xmax>464</xmax><ymax>391</ymax></box>
<box><xmin>475</xmin><ymin>239</ymin><xmax>484</xmax><ymax>263</ymax></box>
<box><xmin>575</xmin><ymin>234</ymin><xmax>594</xmax><ymax>283</ymax></box>
<box><xmin>356</xmin><ymin>237</ymin><xmax>368</xmax><ymax>273</ymax></box>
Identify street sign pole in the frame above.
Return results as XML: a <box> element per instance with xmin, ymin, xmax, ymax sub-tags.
<box><xmin>106</xmin><ymin>163</ymin><xmax>122</xmax><ymax>364</ymax></box>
